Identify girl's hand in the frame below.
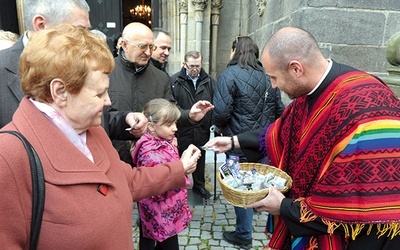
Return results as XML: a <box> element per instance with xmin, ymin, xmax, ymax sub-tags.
<box><xmin>180</xmin><ymin>144</ymin><xmax>201</xmax><ymax>175</ymax></box>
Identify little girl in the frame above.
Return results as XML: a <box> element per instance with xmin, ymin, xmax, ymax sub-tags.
<box><xmin>131</xmin><ymin>98</ymin><xmax>192</xmax><ymax>250</ymax></box>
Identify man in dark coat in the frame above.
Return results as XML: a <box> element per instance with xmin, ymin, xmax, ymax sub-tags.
<box><xmin>106</xmin><ymin>24</ymin><xmax>213</xmax><ymax>166</ymax></box>
<box><xmin>170</xmin><ymin>51</ymin><xmax>216</xmax><ymax>199</ymax></box>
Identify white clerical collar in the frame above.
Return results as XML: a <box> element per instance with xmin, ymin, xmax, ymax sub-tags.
<box><xmin>22</xmin><ymin>31</ymin><xmax>29</xmax><ymax>48</ymax></box>
<box><xmin>308</xmin><ymin>59</ymin><xmax>333</xmax><ymax>95</ymax></box>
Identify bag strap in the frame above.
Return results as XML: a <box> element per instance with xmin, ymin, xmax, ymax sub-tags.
<box><xmin>0</xmin><ymin>131</ymin><xmax>45</xmax><ymax>250</ymax></box>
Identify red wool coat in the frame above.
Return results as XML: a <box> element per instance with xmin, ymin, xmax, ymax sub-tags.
<box><xmin>0</xmin><ymin>97</ymin><xmax>186</xmax><ymax>249</ymax></box>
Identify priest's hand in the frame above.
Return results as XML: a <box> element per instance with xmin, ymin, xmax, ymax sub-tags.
<box><xmin>244</xmin><ymin>186</ymin><xmax>285</xmax><ymax>215</ymax></box>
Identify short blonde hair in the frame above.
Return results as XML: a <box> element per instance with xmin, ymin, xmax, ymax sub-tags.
<box><xmin>143</xmin><ymin>98</ymin><xmax>180</xmax><ymax>125</ymax></box>
<box><xmin>20</xmin><ymin>24</ymin><xmax>114</xmax><ymax>102</ymax></box>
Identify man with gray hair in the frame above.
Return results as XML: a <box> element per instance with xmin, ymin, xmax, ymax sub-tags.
<box><xmin>0</xmin><ymin>0</ymin><xmax>91</xmax><ymax>128</ymax></box>
<box><xmin>90</xmin><ymin>29</ymin><xmax>107</xmax><ymax>43</ymax></box>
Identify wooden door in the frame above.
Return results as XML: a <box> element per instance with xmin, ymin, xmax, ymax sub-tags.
<box><xmin>86</xmin><ymin>0</ymin><xmax>123</xmax><ymax>53</ymax></box>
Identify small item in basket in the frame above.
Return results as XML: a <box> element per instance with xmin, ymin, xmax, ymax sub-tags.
<box><xmin>270</xmin><ymin>176</ymin><xmax>287</xmax><ymax>189</ymax></box>
<box><xmin>224</xmin><ymin>175</ymin><xmax>241</xmax><ymax>188</ymax></box>
<box><xmin>219</xmin><ymin>163</ymin><xmax>232</xmax><ymax>179</ymax></box>
<box><xmin>253</xmin><ymin>172</ymin><xmax>267</xmax><ymax>190</ymax></box>
<box><xmin>226</xmin><ymin>155</ymin><xmax>240</xmax><ymax>177</ymax></box>
<box><xmin>265</xmin><ymin>172</ymin><xmax>274</xmax><ymax>182</ymax></box>
<box><xmin>242</xmin><ymin>171</ymin><xmax>255</xmax><ymax>185</ymax></box>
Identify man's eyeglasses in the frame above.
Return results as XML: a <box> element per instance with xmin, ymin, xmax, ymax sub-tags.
<box><xmin>125</xmin><ymin>39</ymin><xmax>157</xmax><ymax>52</ymax></box>
<box><xmin>184</xmin><ymin>62</ymin><xmax>201</xmax><ymax>69</ymax></box>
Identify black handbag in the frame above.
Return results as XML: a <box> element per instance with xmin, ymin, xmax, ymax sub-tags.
<box><xmin>0</xmin><ymin>131</ymin><xmax>45</xmax><ymax>250</ymax></box>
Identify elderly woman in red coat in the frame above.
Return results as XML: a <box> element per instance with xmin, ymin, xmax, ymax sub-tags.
<box><xmin>0</xmin><ymin>24</ymin><xmax>203</xmax><ymax>249</ymax></box>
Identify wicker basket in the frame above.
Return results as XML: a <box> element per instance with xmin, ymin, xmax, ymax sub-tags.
<box><xmin>218</xmin><ymin>162</ymin><xmax>292</xmax><ymax>207</ymax></box>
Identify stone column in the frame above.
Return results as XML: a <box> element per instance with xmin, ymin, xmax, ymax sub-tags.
<box><xmin>16</xmin><ymin>0</ymin><xmax>26</xmax><ymax>34</ymax></box>
<box><xmin>179</xmin><ymin>0</ymin><xmax>188</xmax><ymax>61</ymax></box>
<box><xmin>160</xmin><ymin>0</ymin><xmax>168</xmax><ymax>27</ymax></box>
<box><xmin>380</xmin><ymin>31</ymin><xmax>400</xmax><ymax>97</ymax></box>
<box><xmin>192</xmin><ymin>0</ymin><xmax>207</xmax><ymax>52</ymax></box>
<box><xmin>210</xmin><ymin>0</ymin><xmax>223</xmax><ymax>78</ymax></box>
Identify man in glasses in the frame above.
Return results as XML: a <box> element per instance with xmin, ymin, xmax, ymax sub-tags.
<box><xmin>170</xmin><ymin>51</ymin><xmax>216</xmax><ymax>199</ymax></box>
<box><xmin>106</xmin><ymin>23</ymin><xmax>213</xmax><ymax>167</ymax></box>
<box><xmin>106</xmin><ymin>22</ymin><xmax>173</xmax><ymax>166</ymax></box>
<box><xmin>150</xmin><ymin>28</ymin><xmax>171</xmax><ymax>74</ymax></box>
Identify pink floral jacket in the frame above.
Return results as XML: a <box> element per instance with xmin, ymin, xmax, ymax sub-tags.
<box><xmin>131</xmin><ymin>132</ymin><xmax>192</xmax><ymax>242</ymax></box>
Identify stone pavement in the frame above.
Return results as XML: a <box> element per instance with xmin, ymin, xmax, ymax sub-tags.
<box><xmin>131</xmin><ymin>150</ymin><xmax>271</xmax><ymax>249</ymax></box>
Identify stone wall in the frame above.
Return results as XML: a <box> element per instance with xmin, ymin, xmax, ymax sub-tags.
<box><xmin>214</xmin><ymin>0</ymin><xmax>400</xmax><ymax>103</ymax></box>
<box><xmin>217</xmin><ymin>0</ymin><xmax>400</xmax><ymax>76</ymax></box>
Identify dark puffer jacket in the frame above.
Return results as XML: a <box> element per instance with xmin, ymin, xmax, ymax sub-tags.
<box><xmin>212</xmin><ymin>62</ymin><xmax>285</xmax><ymax>158</ymax></box>
<box><xmin>170</xmin><ymin>67</ymin><xmax>216</xmax><ymax>150</ymax></box>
